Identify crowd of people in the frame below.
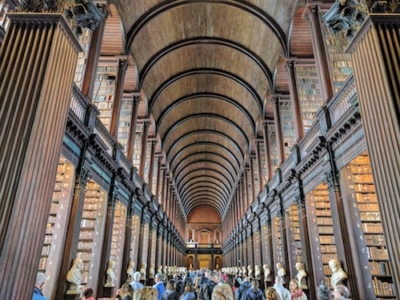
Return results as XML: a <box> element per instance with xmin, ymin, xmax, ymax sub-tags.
<box><xmin>33</xmin><ymin>268</ymin><xmax>351</xmax><ymax>300</ymax></box>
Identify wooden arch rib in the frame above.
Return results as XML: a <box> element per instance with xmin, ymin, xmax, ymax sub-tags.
<box><xmin>149</xmin><ymin>69</ymin><xmax>263</xmax><ymax>112</ymax></box>
<box><xmin>173</xmin><ymin>152</ymin><xmax>237</xmax><ymax>180</ymax></box>
<box><xmin>181</xmin><ymin>183</ymin><xmax>229</xmax><ymax>203</ymax></box>
<box><xmin>180</xmin><ymin>178</ymin><xmax>230</xmax><ymax>202</ymax></box>
<box><xmin>186</xmin><ymin>198</ymin><xmax>224</xmax><ymax>216</ymax></box>
<box><xmin>175</xmin><ymin>161</ymin><xmax>235</xmax><ymax>188</ymax></box>
<box><xmin>167</xmin><ymin>130</ymin><xmax>244</xmax><ymax>166</ymax></box>
<box><xmin>183</xmin><ymin>190</ymin><xmax>228</xmax><ymax>206</ymax></box>
<box><xmin>124</xmin><ymin>0</ymin><xmax>287</xmax><ymax>55</ymax></box>
<box><xmin>161</xmin><ymin>114</ymin><xmax>250</xmax><ymax>151</ymax></box>
<box><xmin>176</xmin><ymin>168</ymin><xmax>233</xmax><ymax>193</ymax></box>
<box><xmin>140</xmin><ymin>37</ymin><xmax>273</xmax><ymax>88</ymax></box>
<box><xmin>177</xmin><ymin>173</ymin><xmax>231</xmax><ymax>201</ymax></box>
<box><xmin>156</xmin><ymin>93</ymin><xmax>256</xmax><ymax>130</ymax></box>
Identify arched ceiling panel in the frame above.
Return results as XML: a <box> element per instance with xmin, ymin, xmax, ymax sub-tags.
<box><xmin>183</xmin><ymin>190</ymin><xmax>227</xmax><ymax>206</ymax></box>
<box><xmin>176</xmin><ymin>169</ymin><xmax>233</xmax><ymax>194</ymax></box>
<box><xmin>181</xmin><ymin>184</ymin><xmax>229</xmax><ymax>203</ymax></box>
<box><xmin>180</xmin><ymin>178</ymin><xmax>230</xmax><ymax>202</ymax></box>
<box><xmin>163</xmin><ymin>118</ymin><xmax>248</xmax><ymax>159</ymax></box>
<box><xmin>141</xmin><ymin>43</ymin><xmax>269</xmax><ymax>102</ymax></box>
<box><xmin>129</xmin><ymin>3</ymin><xmax>285</xmax><ymax>71</ymax></box>
<box><xmin>173</xmin><ymin>153</ymin><xmax>237</xmax><ymax>181</ymax></box>
<box><xmin>186</xmin><ymin>199</ymin><xmax>224</xmax><ymax>216</ymax></box>
<box><xmin>169</xmin><ymin>141</ymin><xmax>241</xmax><ymax>176</ymax></box>
<box><xmin>112</xmin><ymin>0</ymin><xmax>303</xmax><ymax>219</ymax></box>
<box><xmin>151</xmin><ymin>74</ymin><xmax>260</xmax><ymax>122</ymax></box>
<box><xmin>175</xmin><ymin>161</ymin><xmax>235</xmax><ymax>189</ymax></box>
<box><xmin>157</xmin><ymin>99</ymin><xmax>254</xmax><ymax>143</ymax></box>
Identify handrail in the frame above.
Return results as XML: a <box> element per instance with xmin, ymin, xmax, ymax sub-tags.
<box><xmin>70</xmin><ymin>83</ymin><xmax>89</xmax><ymax>122</ymax></box>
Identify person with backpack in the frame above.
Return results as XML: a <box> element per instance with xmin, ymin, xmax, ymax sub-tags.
<box><xmin>233</xmin><ymin>272</ymin><xmax>243</xmax><ymax>292</ymax></box>
<box><xmin>242</xmin><ymin>280</ymin><xmax>265</xmax><ymax>300</ymax></box>
<box><xmin>162</xmin><ymin>280</ymin><xmax>179</xmax><ymax>300</ymax></box>
<box><xmin>235</xmin><ymin>277</ymin><xmax>251</xmax><ymax>300</ymax></box>
<box><xmin>201</xmin><ymin>271</ymin><xmax>220</xmax><ymax>300</ymax></box>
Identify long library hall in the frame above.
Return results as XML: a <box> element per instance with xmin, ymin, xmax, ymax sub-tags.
<box><xmin>0</xmin><ymin>0</ymin><xmax>399</xmax><ymax>299</ymax></box>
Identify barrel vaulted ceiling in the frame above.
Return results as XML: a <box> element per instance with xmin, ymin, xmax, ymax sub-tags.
<box><xmin>112</xmin><ymin>0</ymin><xmax>303</xmax><ymax>220</ymax></box>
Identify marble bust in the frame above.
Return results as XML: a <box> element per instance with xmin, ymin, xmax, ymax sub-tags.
<box><xmin>140</xmin><ymin>262</ymin><xmax>147</xmax><ymax>280</ymax></box>
<box><xmin>149</xmin><ymin>263</ymin><xmax>155</xmax><ymax>279</ymax></box>
<box><xmin>329</xmin><ymin>259</ymin><xmax>348</xmax><ymax>287</ymax></box>
<box><xmin>247</xmin><ymin>265</ymin><xmax>253</xmax><ymax>279</ymax></box>
<box><xmin>127</xmin><ymin>260</ymin><xmax>135</xmax><ymax>283</ymax></box>
<box><xmin>254</xmin><ymin>265</ymin><xmax>261</xmax><ymax>280</ymax></box>
<box><xmin>66</xmin><ymin>257</ymin><xmax>83</xmax><ymax>294</ymax></box>
<box><xmin>295</xmin><ymin>262</ymin><xmax>308</xmax><ymax>289</ymax></box>
<box><xmin>105</xmin><ymin>260</ymin><xmax>116</xmax><ymax>287</ymax></box>
<box><xmin>263</xmin><ymin>264</ymin><xmax>271</xmax><ymax>282</ymax></box>
<box><xmin>276</xmin><ymin>262</ymin><xmax>286</xmax><ymax>277</ymax></box>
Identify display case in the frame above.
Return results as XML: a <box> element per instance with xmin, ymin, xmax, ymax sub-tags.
<box><xmin>110</xmin><ymin>201</ymin><xmax>127</xmax><ymax>289</ymax></box>
<box><xmin>78</xmin><ymin>180</ymin><xmax>107</xmax><ymax>288</ymax></box>
<box><xmin>346</xmin><ymin>155</ymin><xmax>395</xmax><ymax>299</ymax></box>
<box><xmin>310</xmin><ymin>183</ymin><xmax>336</xmax><ymax>288</ymax></box>
<box><xmin>279</xmin><ymin>100</ymin><xmax>295</xmax><ymax>158</ymax></box>
<box><xmin>38</xmin><ymin>157</ymin><xmax>75</xmax><ymax>299</ymax></box>
<box><xmin>295</xmin><ymin>64</ymin><xmax>323</xmax><ymax>133</ymax></box>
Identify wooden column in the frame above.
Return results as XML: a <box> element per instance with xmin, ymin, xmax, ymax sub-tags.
<box><xmin>325</xmin><ymin>142</ymin><xmax>359</xmax><ymax>299</ymax></box>
<box><xmin>295</xmin><ymin>190</ymin><xmax>316</xmax><ymax>300</ymax></box>
<box><xmin>285</xmin><ymin>60</ymin><xmax>304</xmax><ymax>141</ymax></box>
<box><xmin>255</xmin><ymin>141</ymin><xmax>264</xmax><ymax>191</ymax></box>
<box><xmin>139</xmin><ymin>121</ymin><xmax>150</xmax><ymax>178</ymax></box>
<box><xmin>147</xmin><ymin>141</ymin><xmax>157</xmax><ymax>190</ymax></box>
<box><xmin>250</xmin><ymin>156</ymin><xmax>256</xmax><ymax>200</ymax></box>
<box><xmin>121</xmin><ymin>202</ymin><xmax>134</xmax><ymax>284</ymax></box>
<box><xmin>127</xmin><ymin>94</ymin><xmax>141</xmax><ymax>162</ymax></box>
<box><xmin>155</xmin><ymin>157</ymin><xmax>162</xmax><ymax>200</ymax></box>
<box><xmin>110</xmin><ymin>58</ymin><xmax>128</xmax><ymax>137</ymax></box>
<box><xmin>305</xmin><ymin>5</ymin><xmax>334</xmax><ymax>103</ymax></box>
<box><xmin>54</xmin><ymin>143</ymin><xmax>91</xmax><ymax>300</ymax></box>
<box><xmin>0</xmin><ymin>13</ymin><xmax>81</xmax><ymax>300</ymax></box>
<box><xmin>262</xmin><ymin>122</ymin><xmax>273</xmax><ymax>181</ymax></box>
<box><xmin>346</xmin><ymin>14</ymin><xmax>400</xmax><ymax>295</ymax></box>
<box><xmin>81</xmin><ymin>10</ymin><xmax>106</xmax><ymax>101</ymax></box>
<box><xmin>272</xmin><ymin>97</ymin><xmax>285</xmax><ymax>165</ymax></box>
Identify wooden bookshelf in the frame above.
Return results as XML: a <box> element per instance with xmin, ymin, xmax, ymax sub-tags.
<box><xmin>311</xmin><ymin>183</ymin><xmax>335</xmax><ymax>289</ymax></box>
<box><xmin>132</xmin><ymin>123</ymin><xmax>143</xmax><ymax>168</ymax></box>
<box><xmin>110</xmin><ymin>201</ymin><xmax>127</xmax><ymax>289</ymax></box>
<box><xmin>252</xmin><ymin>156</ymin><xmax>260</xmax><ymax>196</ymax></box>
<box><xmin>279</xmin><ymin>100</ymin><xmax>295</xmax><ymax>158</ymax></box>
<box><xmin>348</xmin><ymin>155</ymin><xmax>395</xmax><ymax>299</ymax></box>
<box><xmin>38</xmin><ymin>157</ymin><xmax>75</xmax><ymax>299</ymax></box>
<box><xmin>93</xmin><ymin>59</ymin><xmax>118</xmax><ymax>131</ymax></box>
<box><xmin>267</xmin><ymin>122</ymin><xmax>279</xmax><ymax>171</ymax></box>
<box><xmin>321</xmin><ymin>15</ymin><xmax>352</xmax><ymax>92</ymax></box>
<box><xmin>78</xmin><ymin>180</ymin><xmax>107</xmax><ymax>287</ymax></box>
<box><xmin>74</xmin><ymin>29</ymin><xmax>91</xmax><ymax>89</ymax></box>
<box><xmin>272</xmin><ymin>216</ymin><xmax>283</xmax><ymax>267</ymax></box>
<box><xmin>295</xmin><ymin>65</ymin><xmax>323</xmax><ymax>133</ymax></box>
<box><xmin>118</xmin><ymin>95</ymin><xmax>133</xmax><ymax>155</ymax></box>
<box><xmin>287</xmin><ymin>204</ymin><xmax>302</xmax><ymax>264</ymax></box>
